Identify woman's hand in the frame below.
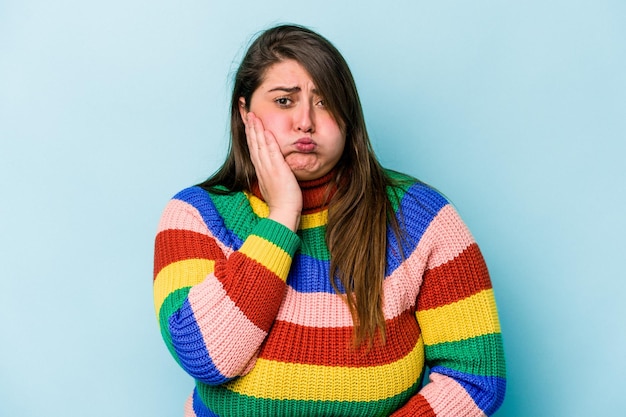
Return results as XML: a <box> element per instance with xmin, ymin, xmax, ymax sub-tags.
<box><xmin>245</xmin><ymin>112</ymin><xmax>302</xmax><ymax>232</ymax></box>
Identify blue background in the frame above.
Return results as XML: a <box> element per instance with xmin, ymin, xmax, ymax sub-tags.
<box><xmin>1</xmin><ymin>1</ymin><xmax>624</xmax><ymax>416</ymax></box>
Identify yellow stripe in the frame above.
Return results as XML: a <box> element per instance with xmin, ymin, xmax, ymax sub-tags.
<box><xmin>416</xmin><ymin>289</ymin><xmax>501</xmax><ymax>345</ymax></box>
<box><xmin>226</xmin><ymin>336</ymin><xmax>424</xmax><ymax>401</ymax></box>
<box><xmin>153</xmin><ymin>259</ymin><xmax>215</xmax><ymax>316</ymax></box>
<box><xmin>239</xmin><ymin>235</ymin><xmax>292</xmax><ymax>281</ymax></box>
<box><xmin>300</xmin><ymin>210</ymin><xmax>328</xmax><ymax>229</ymax></box>
<box><xmin>245</xmin><ymin>191</ymin><xmax>328</xmax><ymax>230</ymax></box>
<box><xmin>246</xmin><ymin>192</ymin><xmax>270</xmax><ymax>218</ymax></box>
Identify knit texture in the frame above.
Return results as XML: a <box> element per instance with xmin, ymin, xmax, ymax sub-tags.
<box><xmin>153</xmin><ymin>170</ymin><xmax>506</xmax><ymax>416</ymax></box>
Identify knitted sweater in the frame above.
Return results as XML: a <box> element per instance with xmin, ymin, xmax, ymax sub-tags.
<box><xmin>153</xmin><ymin>170</ymin><xmax>506</xmax><ymax>417</ymax></box>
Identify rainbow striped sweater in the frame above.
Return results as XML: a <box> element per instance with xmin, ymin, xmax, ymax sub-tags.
<box><xmin>153</xmin><ymin>170</ymin><xmax>506</xmax><ymax>416</ymax></box>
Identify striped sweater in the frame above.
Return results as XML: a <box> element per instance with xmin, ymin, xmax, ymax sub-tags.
<box><xmin>153</xmin><ymin>170</ymin><xmax>506</xmax><ymax>416</ymax></box>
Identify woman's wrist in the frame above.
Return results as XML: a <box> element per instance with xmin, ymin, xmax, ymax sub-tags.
<box><xmin>268</xmin><ymin>209</ymin><xmax>301</xmax><ymax>232</ymax></box>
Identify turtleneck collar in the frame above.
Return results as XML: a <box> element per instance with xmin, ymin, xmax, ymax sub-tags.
<box><xmin>250</xmin><ymin>170</ymin><xmax>337</xmax><ymax>214</ymax></box>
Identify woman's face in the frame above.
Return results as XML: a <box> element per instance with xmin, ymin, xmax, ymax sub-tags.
<box><xmin>239</xmin><ymin>59</ymin><xmax>346</xmax><ymax>181</ymax></box>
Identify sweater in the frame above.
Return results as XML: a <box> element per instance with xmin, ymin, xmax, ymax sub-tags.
<box><xmin>153</xmin><ymin>170</ymin><xmax>506</xmax><ymax>416</ymax></box>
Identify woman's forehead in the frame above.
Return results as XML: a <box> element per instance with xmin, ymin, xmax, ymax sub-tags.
<box><xmin>258</xmin><ymin>60</ymin><xmax>317</xmax><ymax>91</ymax></box>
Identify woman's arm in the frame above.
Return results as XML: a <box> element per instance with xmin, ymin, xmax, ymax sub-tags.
<box><xmin>392</xmin><ymin>198</ymin><xmax>506</xmax><ymax>416</ymax></box>
<box><xmin>153</xmin><ymin>187</ymin><xmax>301</xmax><ymax>385</ymax></box>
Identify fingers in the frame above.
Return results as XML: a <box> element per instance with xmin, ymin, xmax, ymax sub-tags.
<box><xmin>245</xmin><ymin>112</ymin><xmax>282</xmax><ymax>168</ymax></box>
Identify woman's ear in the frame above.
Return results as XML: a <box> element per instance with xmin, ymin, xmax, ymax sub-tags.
<box><xmin>238</xmin><ymin>97</ymin><xmax>248</xmax><ymax>125</ymax></box>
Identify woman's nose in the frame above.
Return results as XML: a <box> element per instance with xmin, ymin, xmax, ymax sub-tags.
<box><xmin>295</xmin><ymin>103</ymin><xmax>315</xmax><ymax>133</ymax></box>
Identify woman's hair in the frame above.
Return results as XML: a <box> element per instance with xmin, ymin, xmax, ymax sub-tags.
<box><xmin>200</xmin><ymin>24</ymin><xmax>405</xmax><ymax>346</ymax></box>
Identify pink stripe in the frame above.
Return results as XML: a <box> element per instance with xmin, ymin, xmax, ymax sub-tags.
<box><xmin>158</xmin><ymin>199</ymin><xmax>233</xmax><ymax>256</ymax></box>
<box><xmin>187</xmin><ymin>274</ymin><xmax>266</xmax><ymax>378</ymax></box>
<box><xmin>184</xmin><ymin>393</ymin><xmax>196</xmax><ymax>417</ymax></box>
<box><xmin>420</xmin><ymin>205</ymin><xmax>475</xmax><ymax>270</ymax></box>
<box><xmin>383</xmin><ymin>244</ymin><xmax>426</xmax><ymax>317</ymax></box>
<box><xmin>158</xmin><ymin>199</ymin><xmax>210</xmax><ymax>234</ymax></box>
<box><xmin>277</xmin><ymin>244</ymin><xmax>429</xmax><ymax>328</ymax></box>
<box><xmin>276</xmin><ymin>288</ymin><xmax>353</xmax><ymax>327</ymax></box>
<box><xmin>421</xmin><ymin>373</ymin><xmax>485</xmax><ymax>416</ymax></box>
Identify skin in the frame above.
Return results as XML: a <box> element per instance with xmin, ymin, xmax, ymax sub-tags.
<box><xmin>239</xmin><ymin>59</ymin><xmax>346</xmax><ymax>232</ymax></box>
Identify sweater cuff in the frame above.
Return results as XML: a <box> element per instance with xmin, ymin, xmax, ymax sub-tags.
<box><xmin>238</xmin><ymin>219</ymin><xmax>301</xmax><ymax>281</ymax></box>
<box><xmin>254</xmin><ymin>218</ymin><xmax>301</xmax><ymax>254</ymax></box>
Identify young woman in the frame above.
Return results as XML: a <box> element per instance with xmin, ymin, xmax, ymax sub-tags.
<box><xmin>153</xmin><ymin>24</ymin><xmax>506</xmax><ymax>416</ymax></box>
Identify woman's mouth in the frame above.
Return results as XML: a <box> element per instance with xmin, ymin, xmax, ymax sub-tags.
<box><xmin>294</xmin><ymin>138</ymin><xmax>316</xmax><ymax>153</ymax></box>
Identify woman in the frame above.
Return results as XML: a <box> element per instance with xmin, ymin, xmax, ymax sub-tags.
<box><xmin>153</xmin><ymin>24</ymin><xmax>506</xmax><ymax>416</ymax></box>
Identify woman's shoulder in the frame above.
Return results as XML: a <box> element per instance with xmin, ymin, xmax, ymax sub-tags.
<box><xmin>167</xmin><ymin>185</ymin><xmax>213</xmax><ymax>209</ymax></box>
<box><xmin>163</xmin><ymin>184</ymin><xmax>257</xmax><ymax>234</ymax></box>
<box><xmin>171</xmin><ymin>183</ymin><xmax>241</xmax><ymax>200</ymax></box>
<box><xmin>171</xmin><ymin>184</ymin><xmax>209</xmax><ymax>201</ymax></box>
<box><xmin>167</xmin><ymin>184</ymin><xmax>248</xmax><ymax>215</ymax></box>
<box><xmin>384</xmin><ymin>169</ymin><xmax>450</xmax><ymax>215</ymax></box>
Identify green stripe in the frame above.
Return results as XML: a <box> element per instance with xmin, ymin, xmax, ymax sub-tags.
<box><xmin>209</xmin><ymin>190</ymin><xmax>258</xmax><ymax>243</ymax></box>
<box><xmin>384</xmin><ymin>170</ymin><xmax>414</xmax><ymax>213</ymax></box>
<box><xmin>298</xmin><ymin>225</ymin><xmax>330</xmax><ymax>260</ymax></box>
<box><xmin>252</xmin><ymin>219</ymin><xmax>301</xmax><ymax>256</ymax></box>
<box><xmin>425</xmin><ymin>333</ymin><xmax>506</xmax><ymax>378</ymax></box>
<box><xmin>196</xmin><ymin>375</ymin><xmax>422</xmax><ymax>417</ymax></box>
<box><xmin>158</xmin><ymin>287</ymin><xmax>192</xmax><ymax>366</ymax></box>
<box><xmin>384</xmin><ymin>168</ymin><xmax>415</xmax><ymax>186</ymax></box>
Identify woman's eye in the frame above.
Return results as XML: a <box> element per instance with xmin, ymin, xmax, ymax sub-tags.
<box><xmin>316</xmin><ymin>99</ymin><xmax>326</xmax><ymax>108</ymax></box>
<box><xmin>275</xmin><ymin>97</ymin><xmax>292</xmax><ymax>106</ymax></box>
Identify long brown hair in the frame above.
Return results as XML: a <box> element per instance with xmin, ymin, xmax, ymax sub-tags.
<box><xmin>200</xmin><ymin>24</ymin><xmax>405</xmax><ymax>346</ymax></box>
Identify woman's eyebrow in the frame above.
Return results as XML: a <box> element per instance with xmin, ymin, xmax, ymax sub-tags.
<box><xmin>266</xmin><ymin>86</ymin><xmax>320</xmax><ymax>95</ymax></box>
<box><xmin>267</xmin><ymin>86</ymin><xmax>301</xmax><ymax>93</ymax></box>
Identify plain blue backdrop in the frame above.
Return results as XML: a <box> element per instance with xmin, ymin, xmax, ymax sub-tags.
<box><xmin>1</xmin><ymin>1</ymin><xmax>624</xmax><ymax>416</ymax></box>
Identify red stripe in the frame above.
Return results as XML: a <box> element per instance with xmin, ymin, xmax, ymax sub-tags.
<box><xmin>390</xmin><ymin>394</ymin><xmax>436</xmax><ymax>417</ymax></box>
<box><xmin>214</xmin><ymin>252</ymin><xmax>287</xmax><ymax>332</ymax></box>
<box><xmin>417</xmin><ymin>243</ymin><xmax>492</xmax><ymax>311</ymax></box>
<box><xmin>259</xmin><ymin>310</ymin><xmax>421</xmax><ymax>366</ymax></box>
<box><xmin>153</xmin><ymin>229</ymin><xmax>225</xmax><ymax>280</ymax></box>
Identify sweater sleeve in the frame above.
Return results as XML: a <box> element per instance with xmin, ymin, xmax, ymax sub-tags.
<box><xmin>152</xmin><ymin>187</ymin><xmax>301</xmax><ymax>385</ymax></box>
<box><xmin>392</xmin><ymin>200</ymin><xmax>506</xmax><ymax>416</ymax></box>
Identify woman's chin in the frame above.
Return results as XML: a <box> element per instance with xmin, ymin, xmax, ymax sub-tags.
<box><xmin>291</xmin><ymin>166</ymin><xmax>329</xmax><ymax>181</ymax></box>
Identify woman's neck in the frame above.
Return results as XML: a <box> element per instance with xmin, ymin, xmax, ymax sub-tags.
<box><xmin>251</xmin><ymin>170</ymin><xmax>337</xmax><ymax>214</ymax></box>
